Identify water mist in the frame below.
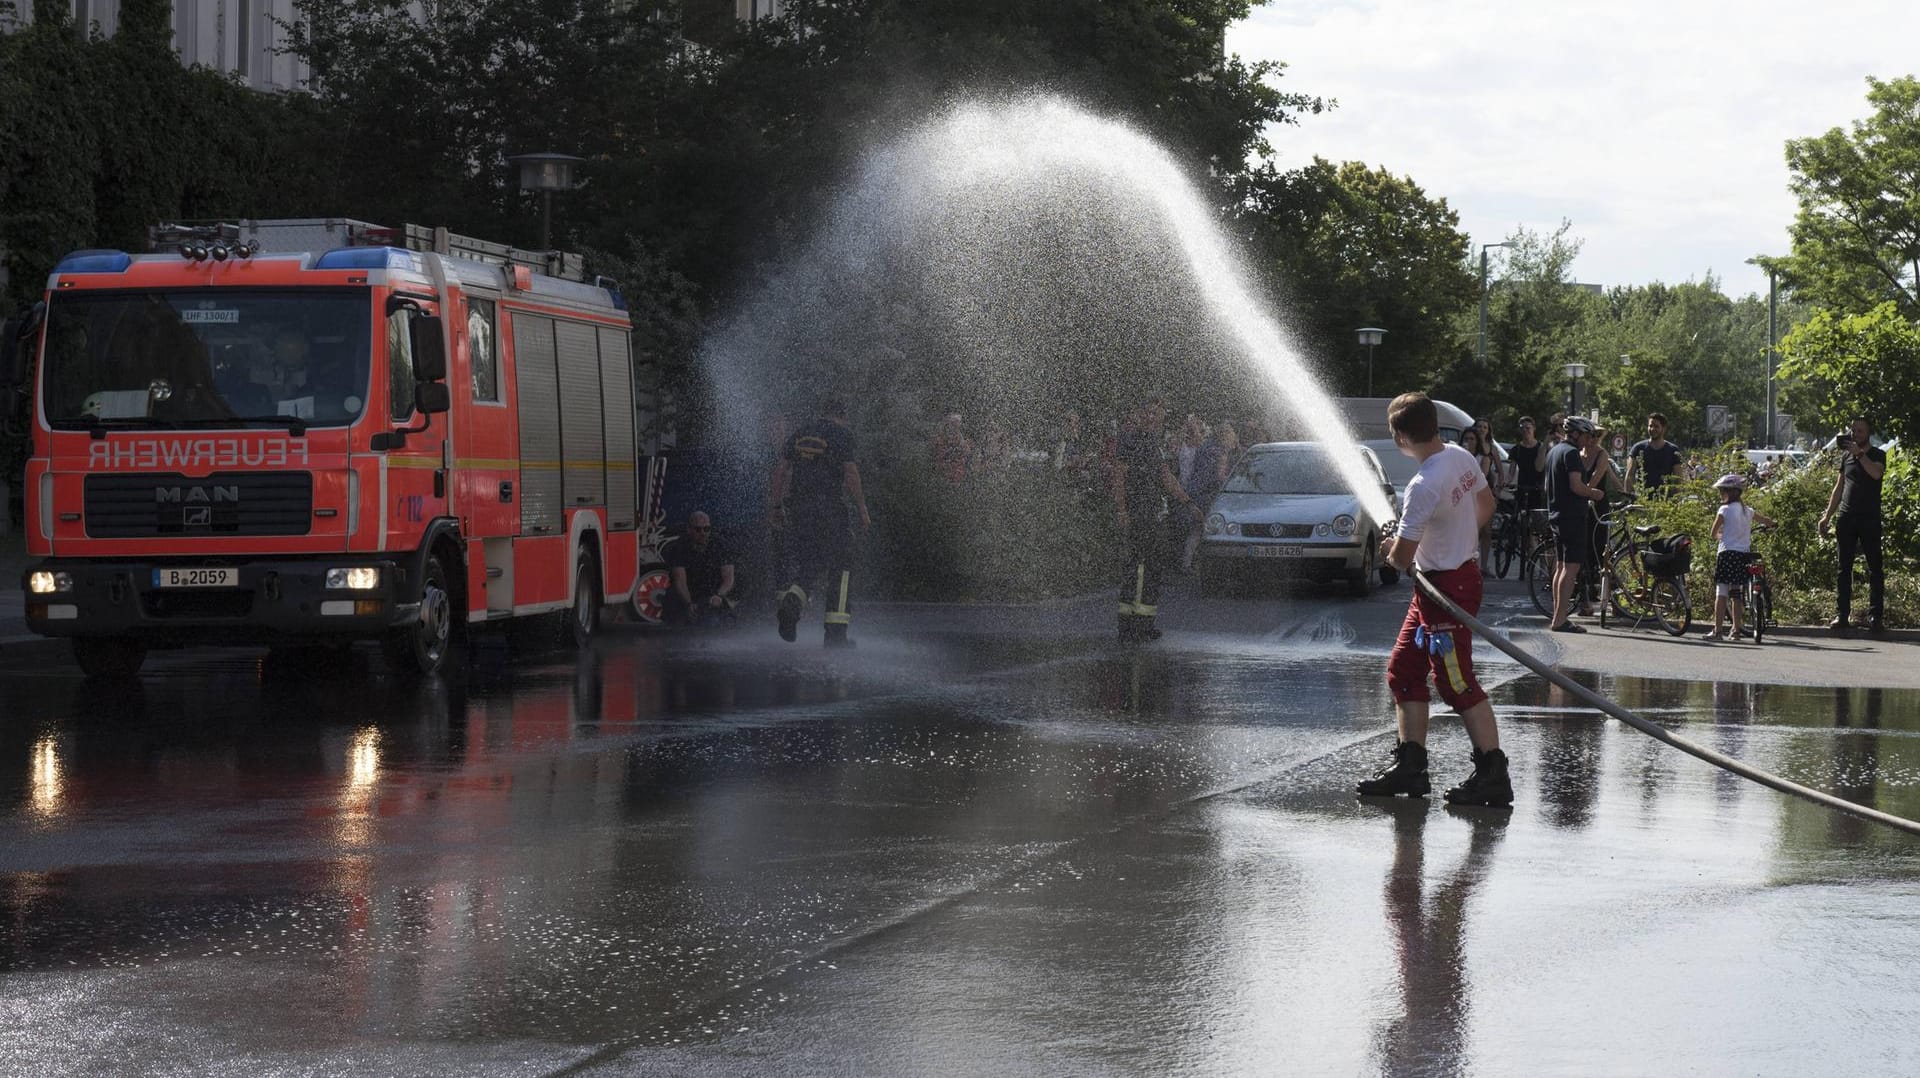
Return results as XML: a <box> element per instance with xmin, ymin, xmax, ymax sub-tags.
<box><xmin>703</xmin><ymin>95</ymin><xmax>1399</xmax><ymax>527</ymax></box>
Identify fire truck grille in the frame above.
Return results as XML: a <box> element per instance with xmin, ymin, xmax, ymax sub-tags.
<box><xmin>84</xmin><ymin>473</ymin><xmax>314</xmax><ymax>538</ymax></box>
<box><xmin>141</xmin><ymin>590</ymin><xmax>255</xmax><ymax>620</ymax></box>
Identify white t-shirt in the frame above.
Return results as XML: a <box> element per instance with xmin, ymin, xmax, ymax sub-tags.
<box><xmin>1717</xmin><ymin>502</ymin><xmax>1753</xmax><ymax>552</ymax></box>
<box><xmin>1397</xmin><ymin>444</ymin><xmax>1486</xmax><ymax>572</ymax></box>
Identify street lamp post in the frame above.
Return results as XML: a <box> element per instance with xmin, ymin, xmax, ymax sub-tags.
<box><xmin>1766</xmin><ymin>268</ymin><xmax>1778</xmax><ymax>446</ymax></box>
<box><xmin>1356</xmin><ymin>327</ymin><xmax>1387</xmax><ymax>396</ymax></box>
<box><xmin>1477</xmin><ymin>241</ymin><xmax>1513</xmax><ymax>367</ymax></box>
<box><xmin>507</xmin><ymin>152</ymin><xmax>584</xmax><ymax>250</ymax></box>
<box><xmin>1564</xmin><ymin>361</ymin><xmax>1588</xmax><ymax>416</ymax></box>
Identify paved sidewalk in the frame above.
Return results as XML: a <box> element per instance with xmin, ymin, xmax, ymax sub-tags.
<box><xmin>1476</xmin><ymin>578</ymin><xmax>1920</xmax><ymax>690</ymax></box>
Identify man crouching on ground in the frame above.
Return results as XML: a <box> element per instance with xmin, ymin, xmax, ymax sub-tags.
<box><xmin>1356</xmin><ymin>393</ymin><xmax>1513</xmax><ymax>807</ymax></box>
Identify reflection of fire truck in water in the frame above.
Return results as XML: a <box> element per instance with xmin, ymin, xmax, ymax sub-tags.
<box><xmin>1</xmin><ymin>219</ymin><xmax>673</xmax><ymax>677</ymax></box>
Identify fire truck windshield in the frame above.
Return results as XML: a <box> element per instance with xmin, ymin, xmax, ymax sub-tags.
<box><xmin>40</xmin><ymin>289</ymin><xmax>373</xmax><ymax>431</ymax></box>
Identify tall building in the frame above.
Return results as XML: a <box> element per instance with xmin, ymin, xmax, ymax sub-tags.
<box><xmin>734</xmin><ymin>0</ymin><xmax>780</xmax><ymax>19</ymax></box>
<box><xmin>2</xmin><ymin>0</ymin><xmax>310</xmax><ymax>91</ymax></box>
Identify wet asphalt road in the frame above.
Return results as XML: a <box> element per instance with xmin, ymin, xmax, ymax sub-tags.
<box><xmin>3</xmin><ymin>588</ymin><xmax>1919</xmax><ymax>1076</ymax></box>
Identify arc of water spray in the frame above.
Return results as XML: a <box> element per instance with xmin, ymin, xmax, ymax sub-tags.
<box><xmin>1412</xmin><ymin>568</ymin><xmax>1920</xmax><ymax>838</ymax></box>
<box><xmin>919</xmin><ymin>99</ymin><xmax>1398</xmax><ymax>525</ymax></box>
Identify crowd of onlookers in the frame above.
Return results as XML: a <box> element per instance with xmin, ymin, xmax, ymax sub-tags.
<box><xmin>908</xmin><ymin>403</ymin><xmax>1895</xmax><ymax>633</ymax></box>
<box><xmin>1474</xmin><ymin>410</ymin><xmax>1891</xmax><ymax>637</ymax></box>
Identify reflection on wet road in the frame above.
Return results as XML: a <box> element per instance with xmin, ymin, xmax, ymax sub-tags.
<box><xmin>1</xmin><ymin>620</ymin><xmax>1918</xmax><ymax>1075</ymax></box>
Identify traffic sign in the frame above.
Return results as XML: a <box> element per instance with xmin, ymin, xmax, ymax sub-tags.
<box><xmin>1611</xmin><ymin>433</ymin><xmax>1626</xmax><ymax>453</ymax></box>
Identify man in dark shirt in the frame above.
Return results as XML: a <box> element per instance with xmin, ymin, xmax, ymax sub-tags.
<box><xmin>769</xmin><ymin>398</ymin><xmax>871</xmax><ymax>646</ymax></box>
<box><xmin>1510</xmin><ymin>417</ymin><xmax>1548</xmax><ymax>511</ymax></box>
<box><xmin>1818</xmin><ymin>417</ymin><xmax>1887</xmax><ymax>635</ymax></box>
<box><xmin>664</xmin><ymin>511</ymin><xmax>736</xmax><ymax>626</ymax></box>
<box><xmin>1112</xmin><ymin>393</ymin><xmax>1198</xmax><ymax>643</ymax></box>
<box><xmin>1545</xmin><ymin>416</ymin><xmax>1607</xmax><ymax>632</ymax></box>
<box><xmin>1625</xmin><ymin>412</ymin><xmax>1685</xmax><ymax>494</ymax></box>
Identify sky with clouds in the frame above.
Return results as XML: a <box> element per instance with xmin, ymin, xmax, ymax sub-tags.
<box><xmin>1226</xmin><ymin>1</ymin><xmax>1920</xmax><ymax>299</ymax></box>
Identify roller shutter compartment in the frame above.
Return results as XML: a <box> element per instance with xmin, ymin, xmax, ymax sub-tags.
<box><xmin>513</xmin><ymin>314</ymin><xmax>563</xmax><ymax>535</ymax></box>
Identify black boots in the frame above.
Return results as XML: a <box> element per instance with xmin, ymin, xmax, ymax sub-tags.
<box><xmin>1443</xmin><ymin>748</ymin><xmax>1514</xmax><ymax>807</ymax></box>
<box><xmin>776</xmin><ymin>588</ymin><xmax>803</xmax><ymax>643</ymax></box>
<box><xmin>1357</xmin><ymin>741</ymin><xmax>1430</xmax><ymax>797</ymax></box>
<box><xmin>1357</xmin><ymin>743</ymin><xmax>1514</xmax><ymax>807</ymax></box>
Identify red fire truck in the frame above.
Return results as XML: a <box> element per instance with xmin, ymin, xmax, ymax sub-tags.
<box><xmin>1</xmin><ymin>219</ymin><xmax>654</xmax><ymax>677</ymax></box>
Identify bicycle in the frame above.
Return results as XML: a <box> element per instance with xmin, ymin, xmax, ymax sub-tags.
<box><xmin>1490</xmin><ymin>492</ymin><xmax>1544</xmax><ymax>580</ymax></box>
<box><xmin>1525</xmin><ymin>521</ymin><xmax>1557</xmax><ymax>617</ymax></box>
<box><xmin>1733</xmin><ymin>523</ymin><xmax>1776</xmax><ymax>643</ymax></box>
<box><xmin>1595</xmin><ymin>504</ymin><xmax>1692</xmax><ymax>636</ymax></box>
<box><xmin>1489</xmin><ymin>492</ymin><xmax>1518</xmax><ymax>578</ymax></box>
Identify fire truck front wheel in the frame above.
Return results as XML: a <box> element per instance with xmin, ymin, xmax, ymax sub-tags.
<box><xmin>72</xmin><ymin>637</ymin><xmax>147</xmax><ymax>680</ymax></box>
<box><xmin>567</xmin><ymin>545</ymin><xmax>602</xmax><ymax>650</ymax></box>
<box><xmin>383</xmin><ymin>555</ymin><xmax>454</xmax><ymax>676</ymax></box>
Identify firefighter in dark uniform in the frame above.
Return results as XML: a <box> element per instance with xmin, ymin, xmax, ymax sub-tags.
<box><xmin>769</xmin><ymin>398</ymin><xmax>871</xmax><ymax>647</ymax></box>
<box><xmin>1113</xmin><ymin>394</ymin><xmax>1199</xmax><ymax>642</ymax></box>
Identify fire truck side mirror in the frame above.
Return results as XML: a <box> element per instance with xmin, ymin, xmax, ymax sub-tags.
<box><xmin>0</xmin><ymin>317</ymin><xmax>19</xmax><ymax>392</ymax></box>
<box><xmin>409</xmin><ymin>315</ymin><xmax>447</xmax><ymax>384</ymax></box>
<box><xmin>415</xmin><ymin>381</ymin><xmax>451</xmax><ymax>415</ymax></box>
<box><xmin>0</xmin><ymin>303</ymin><xmax>38</xmax><ymax>392</ymax></box>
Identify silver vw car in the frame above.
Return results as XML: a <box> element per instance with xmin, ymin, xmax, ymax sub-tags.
<box><xmin>1199</xmin><ymin>442</ymin><xmax>1400</xmax><ymax>597</ymax></box>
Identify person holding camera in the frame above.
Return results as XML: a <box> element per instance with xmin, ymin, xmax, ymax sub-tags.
<box><xmin>1818</xmin><ymin>418</ymin><xmax>1886</xmax><ymax>636</ymax></box>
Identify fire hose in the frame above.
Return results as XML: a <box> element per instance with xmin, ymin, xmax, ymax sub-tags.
<box><xmin>1409</xmin><ymin>567</ymin><xmax>1920</xmax><ymax>838</ymax></box>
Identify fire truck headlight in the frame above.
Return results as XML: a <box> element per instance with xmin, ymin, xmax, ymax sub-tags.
<box><xmin>326</xmin><ymin>567</ymin><xmax>382</xmax><ymax>591</ymax></box>
<box><xmin>28</xmin><ymin>571</ymin><xmax>73</xmax><ymax>595</ymax></box>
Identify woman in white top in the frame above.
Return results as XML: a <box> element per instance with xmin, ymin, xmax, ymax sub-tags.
<box><xmin>1705</xmin><ymin>473</ymin><xmax>1774</xmax><ymax>641</ymax></box>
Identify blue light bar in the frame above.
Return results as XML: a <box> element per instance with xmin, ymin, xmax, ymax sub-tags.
<box><xmin>55</xmin><ymin>250</ymin><xmax>133</xmax><ymax>274</ymax></box>
<box><xmin>313</xmin><ymin>247</ymin><xmax>422</xmax><ymax>272</ymax></box>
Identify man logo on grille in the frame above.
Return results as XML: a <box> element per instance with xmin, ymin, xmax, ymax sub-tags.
<box><xmin>156</xmin><ymin>485</ymin><xmax>240</xmax><ymax>504</ymax></box>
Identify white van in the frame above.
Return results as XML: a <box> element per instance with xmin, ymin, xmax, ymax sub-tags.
<box><xmin>1336</xmin><ymin>397</ymin><xmax>1488</xmax><ymax>500</ymax></box>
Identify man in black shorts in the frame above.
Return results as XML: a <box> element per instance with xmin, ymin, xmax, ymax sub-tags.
<box><xmin>1545</xmin><ymin>416</ymin><xmax>1607</xmax><ymax>632</ymax></box>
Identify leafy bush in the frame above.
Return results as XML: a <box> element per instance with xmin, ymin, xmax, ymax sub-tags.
<box><xmin>1634</xmin><ymin>442</ymin><xmax>1918</xmax><ymax>627</ymax></box>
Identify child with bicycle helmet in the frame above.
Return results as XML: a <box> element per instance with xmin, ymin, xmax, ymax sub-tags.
<box><xmin>1706</xmin><ymin>474</ymin><xmax>1775</xmax><ymax>641</ymax></box>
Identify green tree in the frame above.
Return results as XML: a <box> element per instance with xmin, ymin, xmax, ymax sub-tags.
<box><xmin>1239</xmin><ymin>158</ymin><xmax>1477</xmax><ymax>397</ymax></box>
<box><xmin>1763</xmin><ymin>75</ymin><xmax>1920</xmax><ymax>320</ymax></box>
<box><xmin>1574</xmin><ymin>278</ymin><xmax>1792</xmax><ymax>444</ymax></box>
<box><xmin>1775</xmin><ymin>302</ymin><xmax>1920</xmax><ymax>445</ymax></box>
<box><xmin>1433</xmin><ymin>221</ymin><xmax>1599</xmax><ymax>426</ymax></box>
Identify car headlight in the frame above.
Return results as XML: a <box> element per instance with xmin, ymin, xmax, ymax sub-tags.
<box><xmin>1206</xmin><ymin>513</ymin><xmax>1225</xmax><ymax>535</ymax></box>
<box><xmin>326</xmin><ymin>567</ymin><xmax>382</xmax><ymax>590</ymax></box>
<box><xmin>1315</xmin><ymin>523</ymin><xmax>1330</xmax><ymax>536</ymax></box>
<box><xmin>28</xmin><ymin>571</ymin><xmax>73</xmax><ymax>594</ymax></box>
<box><xmin>1226</xmin><ymin>522</ymin><xmax>1241</xmax><ymax>536</ymax></box>
<box><xmin>1332</xmin><ymin>514</ymin><xmax>1357</xmax><ymax>537</ymax></box>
